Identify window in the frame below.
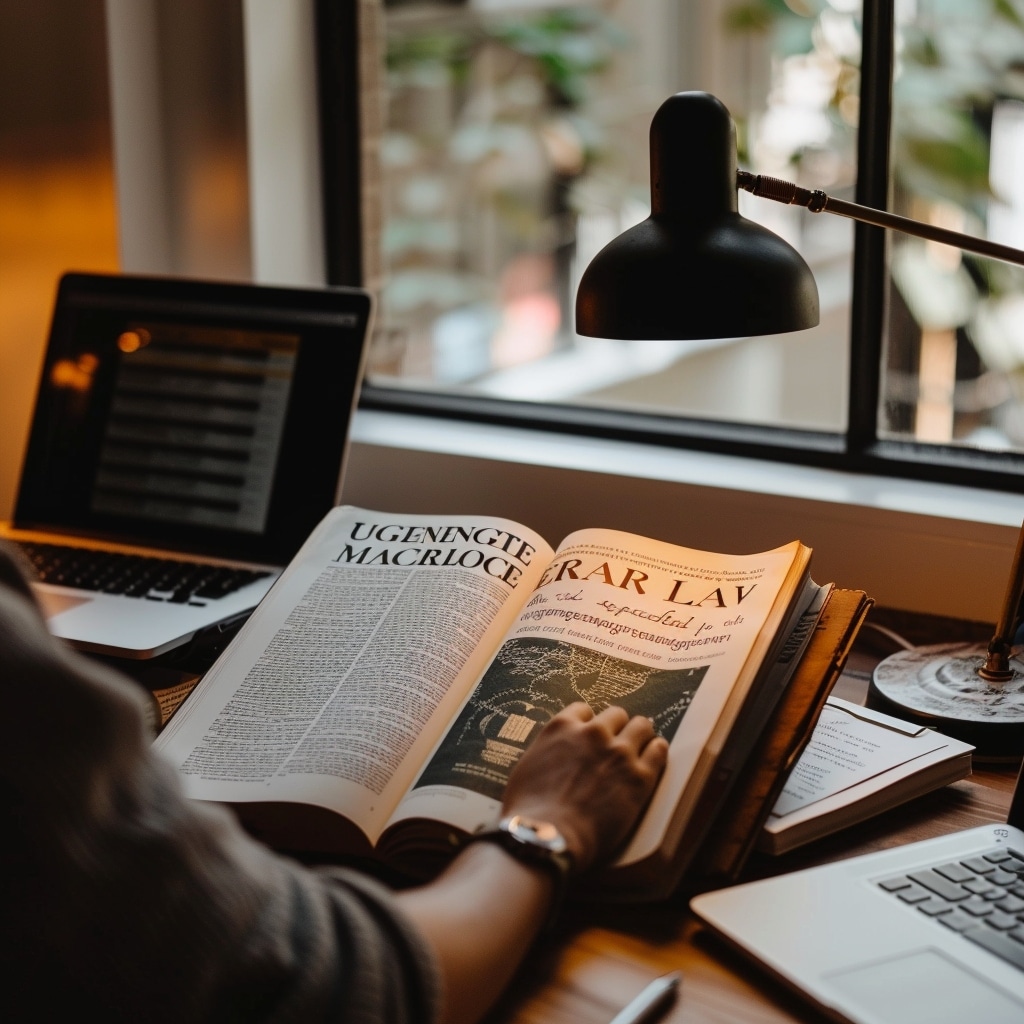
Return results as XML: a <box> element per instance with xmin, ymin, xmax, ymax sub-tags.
<box><xmin>880</xmin><ymin>1</ymin><xmax>1024</xmax><ymax>457</ymax></box>
<box><xmin>318</xmin><ymin>0</ymin><xmax>1024</xmax><ymax>489</ymax></box>
<box><xmin>356</xmin><ymin>0</ymin><xmax>856</xmax><ymax>433</ymax></box>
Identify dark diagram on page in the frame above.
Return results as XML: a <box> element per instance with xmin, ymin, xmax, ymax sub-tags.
<box><xmin>414</xmin><ymin>637</ymin><xmax>708</xmax><ymax>800</ymax></box>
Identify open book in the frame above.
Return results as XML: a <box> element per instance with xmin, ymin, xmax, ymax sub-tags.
<box><xmin>156</xmin><ymin>505</ymin><xmax>832</xmax><ymax>901</ymax></box>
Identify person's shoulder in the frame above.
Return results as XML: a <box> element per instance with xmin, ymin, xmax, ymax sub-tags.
<box><xmin>0</xmin><ymin>540</ymin><xmax>154</xmax><ymax>742</ymax></box>
<box><xmin>0</xmin><ymin>541</ymin><xmax>40</xmax><ymax>605</ymax></box>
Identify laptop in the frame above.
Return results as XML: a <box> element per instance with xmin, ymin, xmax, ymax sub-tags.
<box><xmin>2</xmin><ymin>271</ymin><xmax>371</xmax><ymax>659</ymax></box>
<box><xmin>691</xmin><ymin>755</ymin><xmax>1024</xmax><ymax>1024</ymax></box>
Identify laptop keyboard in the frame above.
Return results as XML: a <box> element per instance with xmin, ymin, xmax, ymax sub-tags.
<box><xmin>17</xmin><ymin>541</ymin><xmax>272</xmax><ymax>606</ymax></box>
<box><xmin>879</xmin><ymin>846</ymin><xmax>1024</xmax><ymax>971</ymax></box>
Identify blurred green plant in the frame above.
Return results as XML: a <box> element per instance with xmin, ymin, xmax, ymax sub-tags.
<box><xmin>379</xmin><ymin>3</ymin><xmax>629</xmax><ymax>373</ymax></box>
<box><xmin>722</xmin><ymin>0</ymin><xmax>1024</xmax><ymax>214</ymax></box>
<box><xmin>489</xmin><ymin>7</ymin><xmax>628</xmax><ymax>108</ymax></box>
<box><xmin>385</xmin><ymin>7</ymin><xmax>626</xmax><ymax>108</ymax></box>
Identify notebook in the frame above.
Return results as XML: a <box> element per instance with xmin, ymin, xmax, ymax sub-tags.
<box><xmin>691</xmin><ymin>749</ymin><xmax>1024</xmax><ymax>1024</ymax></box>
<box><xmin>2</xmin><ymin>271</ymin><xmax>372</xmax><ymax>659</ymax></box>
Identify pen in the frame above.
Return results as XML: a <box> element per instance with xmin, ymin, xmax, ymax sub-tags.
<box><xmin>608</xmin><ymin>971</ymin><xmax>681</xmax><ymax>1024</ymax></box>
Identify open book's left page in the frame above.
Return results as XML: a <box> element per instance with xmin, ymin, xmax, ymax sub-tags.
<box><xmin>155</xmin><ymin>506</ymin><xmax>553</xmax><ymax>848</ymax></box>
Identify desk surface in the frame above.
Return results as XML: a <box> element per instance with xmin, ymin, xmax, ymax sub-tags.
<box><xmin>130</xmin><ymin>604</ymin><xmax>1020</xmax><ymax>1023</ymax></box>
<box><xmin>488</xmin><ymin>628</ymin><xmax>1021</xmax><ymax>1024</ymax></box>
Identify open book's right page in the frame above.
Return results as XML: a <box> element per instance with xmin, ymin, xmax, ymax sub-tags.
<box><xmin>385</xmin><ymin>528</ymin><xmax>814</xmax><ymax>870</ymax></box>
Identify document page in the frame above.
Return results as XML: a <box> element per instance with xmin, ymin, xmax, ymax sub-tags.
<box><xmin>771</xmin><ymin>697</ymin><xmax>948</xmax><ymax>817</ymax></box>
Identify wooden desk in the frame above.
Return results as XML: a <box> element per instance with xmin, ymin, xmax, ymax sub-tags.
<box><xmin>128</xmin><ymin>601</ymin><xmax>1019</xmax><ymax>1023</ymax></box>
<box><xmin>488</xmin><ymin>627</ymin><xmax>1021</xmax><ymax>1024</ymax></box>
<box><xmin>487</xmin><ymin>767</ymin><xmax>1017</xmax><ymax>1024</ymax></box>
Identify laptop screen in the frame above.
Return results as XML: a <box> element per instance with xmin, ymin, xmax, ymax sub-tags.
<box><xmin>15</xmin><ymin>272</ymin><xmax>372</xmax><ymax>565</ymax></box>
<box><xmin>92</xmin><ymin>319</ymin><xmax>300</xmax><ymax>535</ymax></box>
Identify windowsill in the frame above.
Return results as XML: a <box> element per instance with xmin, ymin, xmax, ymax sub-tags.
<box><xmin>343</xmin><ymin>409</ymin><xmax>1024</xmax><ymax>623</ymax></box>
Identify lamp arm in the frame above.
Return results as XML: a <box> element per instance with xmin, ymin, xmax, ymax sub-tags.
<box><xmin>738</xmin><ymin>168</ymin><xmax>1024</xmax><ymax>682</ymax></box>
<box><xmin>737</xmin><ymin>170</ymin><xmax>1024</xmax><ymax>269</ymax></box>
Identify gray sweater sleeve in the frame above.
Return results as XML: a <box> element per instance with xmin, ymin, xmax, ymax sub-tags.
<box><xmin>0</xmin><ymin>544</ymin><xmax>439</xmax><ymax>1024</ymax></box>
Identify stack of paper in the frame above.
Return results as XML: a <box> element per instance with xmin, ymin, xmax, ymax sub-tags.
<box><xmin>760</xmin><ymin>697</ymin><xmax>974</xmax><ymax>854</ymax></box>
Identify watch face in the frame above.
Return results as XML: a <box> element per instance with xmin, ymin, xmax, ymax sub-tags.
<box><xmin>503</xmin><ymin>814</ymin><xmax>568</xmax><ymax>854</ymax></box>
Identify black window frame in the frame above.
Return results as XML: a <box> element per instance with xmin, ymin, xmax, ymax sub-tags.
<box><xmin>315</xmin><ymin>0</ymin><xmax>1024</xmax><ymax>492</ymax></box>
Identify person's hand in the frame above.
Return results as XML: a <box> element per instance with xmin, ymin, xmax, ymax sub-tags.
<box><xmin>500</xmin><ymin>703</ymin><xmax>669</xmax><ymax>874</ymax></box>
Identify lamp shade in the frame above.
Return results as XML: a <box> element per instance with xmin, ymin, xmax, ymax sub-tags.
<box><xmin>575</xmin><ymin>92</ymin><xmax>820</xmax><ymax>340</ymax></box>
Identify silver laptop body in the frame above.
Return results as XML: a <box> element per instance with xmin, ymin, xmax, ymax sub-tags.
<box><xmin>3</xmin><ymin>272</ymin><xmax>371</xmax><ymax>659</ymax></box>
<box><xmin>691</xmin><ymin>765</ymin><xmax>1024</xmax><ymax>1024</ymax></box>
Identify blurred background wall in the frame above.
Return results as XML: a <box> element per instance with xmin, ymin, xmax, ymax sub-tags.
<box><xmin>0</xmin><ymin>1</ymin><xmax>119</xmax><ymax>518</ymax></box>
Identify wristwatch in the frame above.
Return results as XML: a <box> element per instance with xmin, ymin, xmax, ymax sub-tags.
<box><xmin>470</xmin><ymin>814</ymin><xmax>574</xmax><ymax>876</ymax></box>
<box><xmin>467</xmin><ymin>814</ymin><xmax>574</xmax><ymax>925</ymax></box>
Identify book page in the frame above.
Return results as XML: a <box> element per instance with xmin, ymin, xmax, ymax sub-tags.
<box><xmin>388</xmin><ymin>527</ymin><xmax>810</xmax><ymax>858</ymax></box>
<box><xmin>156</xmin><ymin>506</ymin><xmax>553</xmax><ymax>843</ymax></box>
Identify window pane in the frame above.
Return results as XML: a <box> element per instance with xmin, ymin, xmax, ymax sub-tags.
<box><xmin>880</xmin><ymin>0</ymin><xmax>1024</xmax><ymax>452</ymax></box>
<box><xmin>369</xmin><ymin>0</ymin><xmax>860</xmax><ymax>432</ymax></box>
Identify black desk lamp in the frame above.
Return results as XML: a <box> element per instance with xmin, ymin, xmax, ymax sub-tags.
<box><xmin>576</xmin><ymin>90</ymin><xmax>1024</xmax><ymax>756</ymax></box>
<box><xmin>575</xmin><ymin>91</ymin><xmax>819</xmax><ymax>340</ymax></box>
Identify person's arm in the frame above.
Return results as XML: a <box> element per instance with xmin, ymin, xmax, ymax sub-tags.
<box><xmin>396</xmin><ymin>705</ymin><xmax>669</xmax><ymax>1024</ymax></box>
<box><xmin>0</xmin><ymin>543</ymin><xmax>439</xmax><ymax>1024</ymax></box>
<box><xmin>1</xmin><ymin>539</ymin><xmax>663</xmax><ymax>1024</ymax></box>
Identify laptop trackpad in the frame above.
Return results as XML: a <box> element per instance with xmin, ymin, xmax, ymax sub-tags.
<box><xmin>827</xmin><ymin>948</ymin><xmax>1024</xmax><ymax>1024</ymax></box>
<box><xmin>35</xmin><ymin>590</ymin><xmax>92</xmax><ymax>619</ymax></box>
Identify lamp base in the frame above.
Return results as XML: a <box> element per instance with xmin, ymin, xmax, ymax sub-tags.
<box><xmin>869</xmin><ymin>642</ymin><xmax>1024</xmax><ymax>762</ymax></box>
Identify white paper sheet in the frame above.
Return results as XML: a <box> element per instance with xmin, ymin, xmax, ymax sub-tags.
<box><xmin>771</xmin><ymin>697</ymin><xmax>948</xmax><ymax>818</ymax></box>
